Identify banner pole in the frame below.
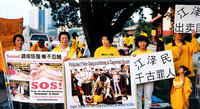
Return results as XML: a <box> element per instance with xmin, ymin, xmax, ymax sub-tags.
<box><xmin>3</xmin><ymin>72</ymin><xmax>14</xmax><ymax>109</ymax></box>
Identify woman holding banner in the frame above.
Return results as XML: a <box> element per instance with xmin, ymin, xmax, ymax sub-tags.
<box><xmin>10</xmin><ymin>34</ymin><xmax>29</xmax><ymax>109</ymax></box>
<box><xmin>53</xmin><ymin>32</ymin><xmax>76</xmax><ymax>60</ymax></box>
<box><xmin>52</xmin><ymin>32</ymin><xmax>77</xmax><ymax>108</ymax></box>
<box><xmin>131</xmin><ymin>35</ymin><xmax>154</xmax><ymax>109</ymax></box>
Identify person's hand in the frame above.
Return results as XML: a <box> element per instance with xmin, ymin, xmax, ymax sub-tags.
<box><xmin>131</xmin><ymin>54</ymin><xmax>136</xmax><ymax>57</ymax></box>
<box><xmin>104</xmin><ymin>96</ymin><xmax>107</xmax><ymax>99</ymax></box>
<box><xmin>63</xmin><ymin>56</ymin><xmax>70</xmax><ymax>61</ymax></box>
<box><xmin>191</xmin><ymin>29</ymin><xmax>196</xmax><ymax>38</ymax></box>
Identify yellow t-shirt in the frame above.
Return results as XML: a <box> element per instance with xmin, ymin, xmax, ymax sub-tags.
<box><xmin>165</xmin><ymin>38</ymin><xmax>199</xmax><ymax>77</ymax></box>
<box><xmin>71</xmin><ymin>39</ymin><xmax>77</xmax><ymax>49</ymax></box>
<box><xmin>124</xmin><ymin>37</ymin><xmax>129</xmax><ymax>46</ymax></box>
<box><xmin>30</xmin><ymin>43</ymin><xmax>48</xmax><ymax>51</ymax></box>
<box><xmin>53</xmin><ymin>46</ymin><xmax>76</xmax><ymax>58</ymax></box>
<box><xmin>171</xmin><ymin>76</ymin><xmax>192</xmax><ymax>109</ymax></box>
<box><xmin>94</xmin><ymin>46</ymin><xmax>120</xmax><ymax>57</ymax></box>
<box><xmin>131</xmin><ymin>49</ymin><xmax>153</xmax><ymax>55</ymax></box>
<box><xmin>128</xmin><ymin>36</ymin><xmax>134</xmax><ymax>46</ymax></box>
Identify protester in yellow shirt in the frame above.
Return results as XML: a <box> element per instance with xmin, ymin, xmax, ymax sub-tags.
<box><xmin>30</xmin><ymin>39</ymin><xmax>48</xmax><ymax>51</ymax></box>
<box><xmin>123</xmin><ymin>35</ymin><xmax>129</xmax><ymax>47</ymax></box>
<box><xmin>128</xmin><ymin>35</ymin><xmax>134</xmax><ymax>48</ymax></box>
<box><xmin>53</xmin><ymin>32</ymin><xmax>76</xmax><ymax>60</ymax></box>
<box><xmin>171</xmin><ymin>65</ymin><xmax>192</xmax><ymax>109</ymax></box>
<box><xmin>94</xmin><ymin>35</ymin><xmax>120</xmax><ymax>57</ymax></box>
<box><xmin>131</xmin><ymin>35</ymin><xmax>153</xmax><ymax>109</ymax></box>
<box><xmin>165</xmin><ymin>30</ymin><xmax>199</xmax><ymax>77</ymax></box>
<box><xmin>165</xmin><ymin>30</ymin><xmax>199</xmax><ymax>95</ymax></box>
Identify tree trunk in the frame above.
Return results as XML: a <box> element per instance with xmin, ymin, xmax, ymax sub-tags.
<box><xmin>79</xmin><ymin>1</ymin><xmax>149</xmax><ymax>56</ymax></box>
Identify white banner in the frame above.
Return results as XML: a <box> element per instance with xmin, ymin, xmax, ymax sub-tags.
<box><xmin>174</xmin><ymin>5</ymin><xmax>200</xmax><ymax>33</ymax></box>
<box><xmin>5</xmin><ymin>51</ymin><xmax>65</xmax><ymax>103</ymax></box>
<box><xmin>64</xmin><ymin>57</ymin><xmax>136</xmax><ymax>109</ymax></box>
<box><xmin>131</xmin><ymin>50</ymin><xmax>175</xmax><ymax>84</ymax></box>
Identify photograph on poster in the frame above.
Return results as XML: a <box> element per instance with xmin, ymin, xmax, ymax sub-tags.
<box><xmin>65</xmin><ymin>57</ymin><xmax>136</xmax><ymax>109</ymax></box>
<box><xmin>5</xmin><ymin>51</ymin><xmax>65</xmax><ymax>103</ymax></box>
<box><xmin>7</xmin><ymin>62</ymin><xmax>30</xmax><ymax>81</ymax></box>
<box><xmin>30</xmin><ymin>63</ymin><xmax>63</xmax><ymax>81</ymax></box>
<box><xmin>10</xmin><ymin>80</ymin><xmax>30</xmax><ymax>102</ymax></box>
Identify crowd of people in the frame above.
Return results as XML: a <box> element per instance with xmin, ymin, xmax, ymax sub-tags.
<box><xmin>71</xmin><ymin>65</ymin><xmax>131</xmax><ymax>106</ymax></box>
<box><xmin>6</xmin><ymin>28</ymin><xmax>200</xmax><ymax>109</ymax></box>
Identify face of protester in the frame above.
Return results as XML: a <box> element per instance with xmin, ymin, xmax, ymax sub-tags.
<box><xmin>15</xmin><ymin>37</ymin><xmax>24</xmax><ymax>48</ymax></box>
<box><xmin>175</xmin><ymin>33</ymin><xmax>184</xmax><ymax>41</ymax></box>
<box><xmin>138</xmin><ymin>40</ymin><xmax>147</xmax><ymax>49</ymax></box>
<box><xmin>102</xmin><ymin>36</ymin><xmax>110</xmax><ymax>47</ymax></box>
<box><xmin>60</xmin><ymin>34</ymin><xmax>69</xmax><ymax>47</ymax></box>
<box><xmin>177</xmin><ymin>67</ymin><xmax>184</xmax><ymax>74</ymax></box>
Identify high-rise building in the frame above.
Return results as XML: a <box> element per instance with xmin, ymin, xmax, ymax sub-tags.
<box><xmin>29</xmin><ymin>8</ymin><xmax>56</xmax><ymax>32</ymax></box>
<box><xmin>29</xmin><ymin>9</ymin><xmax>38</xmax><ymax>30</ymax></box>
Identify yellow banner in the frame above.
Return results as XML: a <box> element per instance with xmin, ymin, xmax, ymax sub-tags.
<box><xmin>0</xmin><ymin>41</ymin><xmax>7</xmax><ymax>73</ymax></box>
<box><xmin>0</xmin><ymin>17</ymin><xmax>23</xmax><ymax>51</ymax></box>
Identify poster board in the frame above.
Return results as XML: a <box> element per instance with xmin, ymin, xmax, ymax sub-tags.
<box><xmin>64</xmin><ymin>56</ymin><xmax>137</xmax><ymax>109</ymax></box>
<box><xmin>174</xmin><ymin>5</ymin><xmax>200</xmax><ymax>33</ymax></box>
<box><xmin>131</xmin><ymin>50</ymin><xmax>175</xmax><ymax>84</ymax></box>
<box><xmin>4</xmin><ymin>51</ymin><xmax>65</xmax><ymax>103</ymax></box>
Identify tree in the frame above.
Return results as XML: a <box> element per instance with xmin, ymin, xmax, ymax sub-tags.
<box><xmin>29</xmin><ymin>0</ymin><xmax>176</xmax><ymax>56</ymax></box>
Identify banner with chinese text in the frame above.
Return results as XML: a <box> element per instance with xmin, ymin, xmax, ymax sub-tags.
<box><xmin>174</xmin><ymin>5</ymin><xmax>200</xmax><ymax>33</ymax></box>
<box><xmin>64</xmin><ymin>57</ymin><xmax>136</xmax><ymax>109</ymax></box>
<box><xmin>0</xmin><ymin>17</ymin><xmax>23</xmax><ymax>51</ymax></box>
<box><xmin>4</xmin><ymin>51</ymin><xmax>64</xmax><ymax>103</ymax></box>
<box><xmin>131</xmin><ymin>50</ymin><xmax>175</xmax><ymax>84</ymax></box>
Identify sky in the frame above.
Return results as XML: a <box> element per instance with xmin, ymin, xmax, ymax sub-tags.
<box><xmin>0</xmin><ymin>0</ymin><xmax>37</xmax><ymax>26</ymax></box>
<box><xmin>0</xmin><ymin>0</ymin><xmax>152</xmax><ymax>26</ymax></box>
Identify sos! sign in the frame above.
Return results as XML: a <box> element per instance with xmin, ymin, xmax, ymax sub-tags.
<box><xmin>31</xmin><ymin>82</ymin><xmax>63</xmax><ymax>90</ymax></box>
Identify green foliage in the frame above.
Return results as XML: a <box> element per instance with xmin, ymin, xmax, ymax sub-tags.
<box><xmin>29</xmin><ymin>0</ymin><xmax>81</xmax><ymax>28</ymax></box>
<box><xmin>135</xmin><ymin>22</ymin><xmax>156</xmax><ymax>38</ymax></box>
<box><xmin>163</xmin><ymin>35</ymin><xmax>174</xmax><ymax>45</ymax></box>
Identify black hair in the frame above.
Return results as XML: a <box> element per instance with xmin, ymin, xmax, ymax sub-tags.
<box><xmin>159</xmin><ymin>34</ymin><xmax>163</xmax><ymax>38</ymax></box>
<box><xmin>102</xmin><ymin>35</ymin><xmax>113</xmax><ymax>44</ymax></box>
<box><xmin>118</xmin><ymin>49</ymin><xmax>125</xmax><ymax>56</ymax></box>
<box><xmin>135</xmin><ymin>35</ymin><xmax>149</xmax><ymax>48</ymax></box>
<box><xmin>121</xmin><ymin>64</ymin><xmax>125</xmax><ymax>69</ymax></box>
<box><xmin>72</xmin><ymin>32</ymin><xmax>78</xmax><ymax>39</ymax></box>
<box><xmin>58</xmin><ymin>32</ymin><xmax>70</xmax><ymax>41</ymax></box>
<box><xmin>100</xmin><ymin>75</ymin><xmax>106</xmax><ymax>82</ymax></box>
<box><xmin>13</xmin><ymin>34</ymin><xmax>24</xmax><ymax>45</ymax></box>
<box><xmin>38</xmin><ymin>39</ymin><xmax>45</xmax><ymax>43</ymax></box>
<box><xmin>179</xmin><ymin>65</ymin><xmax>191</xmax><ymax>76</ymax></box>
<box><xmin>120</xmin><ymin>33</ymin><xmax>125</xmax><ymax>36</ymax></box>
